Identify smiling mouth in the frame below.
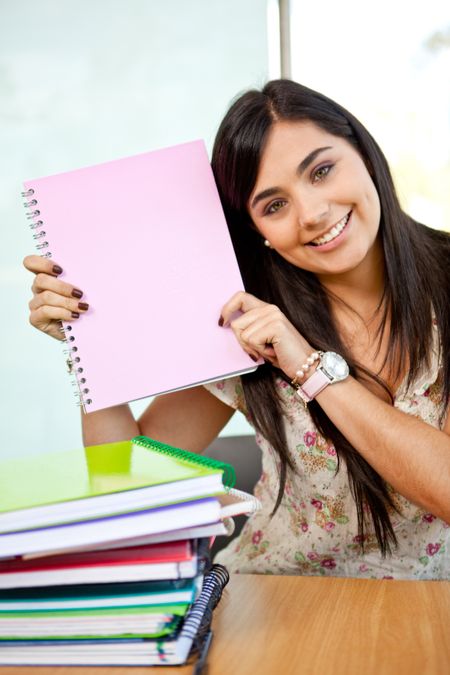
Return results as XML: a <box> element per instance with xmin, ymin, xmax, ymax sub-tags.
<box><xmin>307</xmin><ymin>211</ymin><xmax>352</xmax><ymax>247</ymax></box>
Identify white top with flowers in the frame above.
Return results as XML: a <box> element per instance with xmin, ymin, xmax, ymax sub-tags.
<box><xmin>204</xmin><ymin>323</ymin><xmax>449</xmax><ymax>579</ymax></box>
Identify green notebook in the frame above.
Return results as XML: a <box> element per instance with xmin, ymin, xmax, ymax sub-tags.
<box><xmin>0</xmin><ymin>435</ymin><xmax>235</xmax><ymax>533</ymax></box>
<box><xmin>0</xmin><ymin>603</ymin><xmax>188</xmax><ymax>640</ymax></box>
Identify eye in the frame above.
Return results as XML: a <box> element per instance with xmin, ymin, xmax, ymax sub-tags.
<box><xmin>312</xmin><ymin>164</ymin><xmax>333</xmax><ymax>182</ymax></box>
<box><xmin>265</xmin><ymin>199</ymin><xmax>286</xmax><ymax>215</ymax></box>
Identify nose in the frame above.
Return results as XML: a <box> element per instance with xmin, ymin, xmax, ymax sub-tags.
<box><xmin>294</xmin><ymin>192</ymin><xmax>330</xmax><ymax>230</ymax></box>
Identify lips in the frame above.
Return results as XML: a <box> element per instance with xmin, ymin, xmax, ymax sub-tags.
<box><xmin>307</xmin><ymin>211</ymin><xmax>352</xmax><ymax>247</ymax></box>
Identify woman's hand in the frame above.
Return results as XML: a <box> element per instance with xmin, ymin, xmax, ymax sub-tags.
<box><xmin>219</xmin><ymin>291</ymin><xmax>312</xmax><ymax>380</ymax></box>
<box><xmin>23</xmin><ymin>255</ymin><xmax>89</xmax><ymax>341</ymax></box>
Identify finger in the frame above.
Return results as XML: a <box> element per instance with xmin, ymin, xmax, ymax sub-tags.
<box><xmin>230</xmin><ymin>305</ymin><xmax>277</xmax><ymax>334</ymax></box>
<box><xmin>220</xmin><ymin>291</ymin><xmax>268</xmax><ymax>325</ymax></box>
<box><xmin>246</xmin><ymin>343</ymin><xmax>277</xmax><ymax>364</ymax></box>
<box><xmin>230</xmin><ymin>305</ymin><xmax>283</xmax><ymax>344</ymax></box>
<box><xmin>240</xmin><ymin>316</ymin><xmax>281</xmax><ymax>347</ymax></box>
<box><xmin>30</xmin><ymin>305</ymin><xmax>81</xmax><ymax>329</ymax></box>
<box><xmin>237</xmin><ymin>314</ymin><xmax>289</xmax><ymax>358</ymax></box>
<box><xmin>23</xmin><ymin>254</ymin><xmax>63</xmax><ymax>277</ymax></box>
<box><xmin>238</xmin><ymin>325</ymin><xmax>274</xmax><ymax>354</ymax></box>
<box><xmin>262</xmin><ymin>352</ymin><xmax>279</xmax><ymax>368</ymax></box>
<box><xmin>31</xmin><ymin>272</ymin><xmax>84</xmax><ymax>300</ymax></box>
<box><xmin>223</xmin><ymin>312</ymin><xmax>264</xmax><ymax>362</ymax></box>
<box><xmin>29</xmin><ymin>315</ymin><xmax>65</xmax><ymax>341</ymax></box>
<box><xmin>227</xmin><ymin>307</ymin><xmax>283</xmax><ymax>362</ymax></box>
<box><xmin>29</xmin><ymin>290</ymin><xmax>89</xmax><ymax>314</ymax></box>
<box><xmin>228</xmin><ymin>326</ymin><xmax>274</xmax><ymax>365</ymax></box>
<box><xmin>231</xmin><ymin>316</ymin><xmax>276</xmax><ymax>359</ymax></box>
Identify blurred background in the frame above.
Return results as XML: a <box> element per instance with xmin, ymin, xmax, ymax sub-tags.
<box><xmin>1</xmin><ymin>0</ymin><xmax>449</xmax><ymax>459</ymax></box>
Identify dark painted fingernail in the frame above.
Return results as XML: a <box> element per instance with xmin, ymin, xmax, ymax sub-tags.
<box><xmin>52</xmin><ymin>264</ymin><xmax>63</xmax><ymax>275</ymax></box>
<box><xmin>250</xmin><ymin>354</ymin><xmax>258</xmax><ymax>362</ymax></box>
<box><xmin>78</xmin><ymin>302</ymin><xmax>89</xmax><ymax>311</ymax></box>
<box><xmin>72</xmin><ymin>288</ymin><xmax>83</xmax><ymax>299</ymax></box>
<box><xmin>218</xmin><ymin>316</ymin><xmax>224</xmax><ymax>327</ymax></box>
<box><xmin>71</xmin><ymin>311</ymin><xmax>80</xmax><ymax>319</ymax></box>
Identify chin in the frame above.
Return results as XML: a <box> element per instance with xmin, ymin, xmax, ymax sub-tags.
<box><xmin>308</xmin><ymin>259</ymin><xmax>365</xmax><ymax>278</ymax></box>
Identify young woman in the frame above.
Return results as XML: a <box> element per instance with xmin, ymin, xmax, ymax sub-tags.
<box><xmin>24</xmin><ymin>80</ymin><xmax>450</xmax><ymax>579</ymax></box>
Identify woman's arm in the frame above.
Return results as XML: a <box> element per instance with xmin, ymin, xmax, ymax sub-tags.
<box><xmin>316</xmin><ymin>378</ymin><xmax>450</xmax><ymax>522</ymax></box>
<box><xmin>220</xmin><ymin>291</ymin><xmax>450</xmax><ymax>523</ymax></box>
<box><xmin>138</xmin><ymin>387</ymin><xmax>235</xmax><ymax>452</ymax></box>
<box><xmin>81</xmin><ymin>386</ymin><xmax>235</xmax><ymax>451</ymax></box>
<box><xmin>81</xmin><ymin>404</ymin><xmax>139</xmax><ymax>446</ymax></box>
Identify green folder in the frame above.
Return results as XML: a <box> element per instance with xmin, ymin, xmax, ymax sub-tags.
<box><xmin>0</xmin><ymin>435</ymin><xmax>235</xmax><ymax>533</ymax></box>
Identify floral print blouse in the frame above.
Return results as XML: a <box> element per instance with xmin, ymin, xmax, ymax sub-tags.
<box><xmin>204</xmin><ymin>324</ymin><xmax>449</xmax><ymax>579</ymax></box>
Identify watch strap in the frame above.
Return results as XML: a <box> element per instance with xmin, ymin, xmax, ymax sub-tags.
<box><xmin>297</xmin><ymin>368</ymin><xmax>330</xmax><ymax>403</ymax></box>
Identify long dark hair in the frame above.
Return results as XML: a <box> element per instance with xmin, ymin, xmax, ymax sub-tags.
<box><xmin>211</xmin><ymin>79</ymin><xmax>450</xmax><ymax>555</ymax></box>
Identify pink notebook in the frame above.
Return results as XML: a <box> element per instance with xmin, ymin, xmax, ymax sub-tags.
<box><xmin>23</xmin><ymin>140</ymin><xmax>258</xmax><ymax>412</ymax></box>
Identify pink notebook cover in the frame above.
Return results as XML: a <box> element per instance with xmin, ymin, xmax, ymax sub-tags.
<box><xmin>0</xmin><ymin>541</ymin><xmax>193</xmax><ymax>573</ymax></box>
<box><xmin>24</xmin><ymin>140</ymin><xmax>257</xmax><ymax>412</ymax></box>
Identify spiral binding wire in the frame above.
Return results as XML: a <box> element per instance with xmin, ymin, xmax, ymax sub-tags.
<box><xmin>22</xmin><ymin>187</ymin><xmax>92</xmax><ymax>409</ymax></box>
<box><xmin>132</xmin><ymin>436</ymin><xmax>236</xmax><ymax>488</ymax></box>
<box><xmin>180</xmin><ymin>564</ymin><xmax>229</xmax><ymax>645</ymax></box>
<box><xmin>181</xmin><ymin>563</ymin><xmax>229</xmax><ymax>671</ymax></box>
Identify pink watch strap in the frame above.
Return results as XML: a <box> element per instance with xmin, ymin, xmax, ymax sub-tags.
<box><xmin>297</xmin><ymin>369</ymin><xmax>330</xmax><ymax>403</ymax></box>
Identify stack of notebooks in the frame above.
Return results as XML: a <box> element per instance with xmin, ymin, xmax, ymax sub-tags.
<box><xmin>0</xmin><ymin>435</ymin><xmax>260</xmax><ymax>665</ymax></box>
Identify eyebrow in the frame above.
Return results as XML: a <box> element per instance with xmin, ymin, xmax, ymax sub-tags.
<box><xmin>250</xmin><ymin>146</ymin><xmax>333</xmax><ymax>210</ymax></box>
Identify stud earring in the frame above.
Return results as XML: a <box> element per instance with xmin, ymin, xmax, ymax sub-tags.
<box><xmin>264</xmin><ymin>239</ymin><xmax>272</xmax><ymax>248</ymax></box>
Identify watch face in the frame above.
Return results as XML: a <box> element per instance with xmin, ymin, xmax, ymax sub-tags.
<box><xmin>321</xmin><ymin>352</ymin><xmax>349</xmax><ymax>382</ymax></box>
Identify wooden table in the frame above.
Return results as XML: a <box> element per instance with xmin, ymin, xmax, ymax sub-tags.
<box><xmin>1</xmin><ymin>574</ymin><xmax>449</xmax><ymax>674</ymax></box>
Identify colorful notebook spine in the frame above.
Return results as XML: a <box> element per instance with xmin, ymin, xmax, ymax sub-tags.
<box><xmin>22</xmin><ymin>187</ymin><xmax>90</xmax><ymax>410</ymax></box>
<box><xmin>132</xmin><ymin>436</ymin><xmax>236</xmax><ymax>488</ymax></box>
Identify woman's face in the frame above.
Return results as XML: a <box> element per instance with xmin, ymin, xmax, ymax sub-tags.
<box><xmin>247</xmin><ymin>120</ymin><xmax>381</xmax><ymax>280</ymax></box>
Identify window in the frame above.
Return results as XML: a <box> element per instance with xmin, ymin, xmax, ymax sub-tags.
<box><xmin>289</xmin><ymin>0</ymin><xmax>450</xmax><ymax>232</ymax></box>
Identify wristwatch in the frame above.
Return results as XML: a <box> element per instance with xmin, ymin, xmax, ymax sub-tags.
<box><xmin>297</xmin><ymin>351</ymin><xmax>349</xmax><ymax>404</ymax></box>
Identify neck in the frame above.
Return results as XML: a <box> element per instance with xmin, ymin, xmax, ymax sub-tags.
<box><xmin>317</xmin><ymin>238</ymin><xmax>385</xmax><ymax>322</ymax></box>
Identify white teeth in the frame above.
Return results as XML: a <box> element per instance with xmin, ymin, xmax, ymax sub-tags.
<box><xmin>310</xmin><ymin>213</ymin><xmax>350</xmax><ymax>246</ymax></box>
